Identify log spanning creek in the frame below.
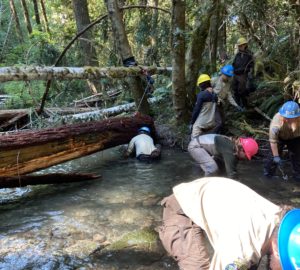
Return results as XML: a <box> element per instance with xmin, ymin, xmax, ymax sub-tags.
<box><xmin>0</xmin><ymin>147</ymin><xmax>299</xmax><ymax>270</ymax></box>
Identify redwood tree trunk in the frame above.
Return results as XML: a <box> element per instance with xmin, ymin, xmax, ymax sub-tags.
<box><xmin>105</xmin><ymin>0</ymin><xmax>150</xmax><ymax>115</ymax></box>
<box><xmin>0</xmin><ymin>114</ymin><xmax>154</xmax><ymax>176</ymax></box>
<box><xmin>171</xmin><ymin>0</ymin><xmax>188</xmax><ymax>124</ymax></box>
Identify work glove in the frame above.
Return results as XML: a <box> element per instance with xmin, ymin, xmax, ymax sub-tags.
<box><xmin>273</xmin><ymin>156</ymin><xmax>282</xmax><ymax>164</ymax></box>
<box><xmin>236</xmin><ymin>105</ymin><xmax>245</xmax><ymax>112</ymax></box>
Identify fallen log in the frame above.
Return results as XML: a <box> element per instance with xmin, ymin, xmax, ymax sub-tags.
<box><xmin>63</xmin><ymin>96</ymin><xmax>161</xmax><ymax>121</ymax></box>
<box><xmin>0</xmin><ymin>66</ymin><xmax>172</xmax><ymax>82</ymax></box>
<box><xmin>0</xmin><ymin>114</ymin><xmax>154</xmax><ymax>176</ymax></box>
<box><xmin>0</xmin><ymin>173</ymin><xmax>101</xmax><ymax>188</ymax></box>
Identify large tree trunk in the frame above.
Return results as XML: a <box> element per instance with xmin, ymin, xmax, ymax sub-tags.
<box><xmin>0</xmin><ymin>66</ymin><xmax>170</xmax><ymax>82</ymax></box>
<box><xmin>9</xmin><ymin>0</ymin><xmax>23</xmax><ymax>41</ymax></box>
<box><xmin>171</xmin><ymin>0</ymin><xmax>188</xmax><ymax>124</ymax></box>
<box><xmin>0</xmin><ymin>114</ymin><xmax>154</xmax><ymax>177</ymax></box>
<box><xmin>105</xmin><ymin>0</ymin><xmax>150</xmax><ymax>115</ymax></box>
<box><xmin>72</xmin><ymin>0</ymin><xmax>97</xmax><ymax>67</ymax></box>
<box><xmin>185</xmin><ymin>1</ymin><xmax>215</xmax><ymax>107</ymax></box>
<box><xmin>72</xmin><ymin>0</ymin><xmax>101</xmax><ymax>94</ymax></box>
<box><xmin>209</xmin><ymin>0</ymin><xmax>220</xmax><ymax>74</ymax></box>
<box><xmin>21</xmin><ymin>0</ymin><xmax>32</xmax><ymax>34</ymax></box>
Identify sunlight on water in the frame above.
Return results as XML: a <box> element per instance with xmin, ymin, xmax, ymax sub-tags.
<box><xmin>0</xmin><ymin>146</ymin><xmax>299</xmax><ymax>269</ymax></box>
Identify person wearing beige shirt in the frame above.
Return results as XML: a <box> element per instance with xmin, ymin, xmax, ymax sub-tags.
<box><xmin>125</xmin><ymin>126</ymin><xmax>161</xmax><ymax>161</ymax></box>
<box><xmin>159</xmin><ymin>177</ymin><xmax>293</xmax><ymax>270</ymax></box>
<box><xmin>212</xmin><ymin>64</ymin><xmax>244</xmax><ymax>133</ymax></box>
<box><xmin>264</xmin><ymin>101</ymin><xmax>300</xmax><ymax>181</ymax></box>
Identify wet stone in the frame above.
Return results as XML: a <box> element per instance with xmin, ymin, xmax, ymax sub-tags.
<box><xmin>64</xmin><ymin>240</ymin><xmax>101</xmax><ymax>259</ymax></box>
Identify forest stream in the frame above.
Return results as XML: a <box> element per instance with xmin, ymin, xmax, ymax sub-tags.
<box><xmin>0</xmin><ymin>147</ymin><xmax>300</xmax><ymax>270</ymax></box>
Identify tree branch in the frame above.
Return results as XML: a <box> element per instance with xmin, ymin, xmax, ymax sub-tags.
<box><xmin>38</xmin><ymin>5</ymin><xmax>171</xmax><ymax>114</ymax></box>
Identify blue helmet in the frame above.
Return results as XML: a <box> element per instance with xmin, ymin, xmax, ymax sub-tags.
<box><xmin>279</xmin><ymin>101</ymin><xmax>300</xmax><ymax>118</ymax></box>
<box><xmin>139</xmin><ymin>126</ymin><xmax>150</xmax><ymax>133</ymax></box>
<box><xmin>278</xmin><ymin>209</ymin><xmax>300</xmax><ymax>269</ymax></box>
<box><xmin>220</xmin><ymin>65</ymin><xmax>234</xmax><ymax>77</ymax></box>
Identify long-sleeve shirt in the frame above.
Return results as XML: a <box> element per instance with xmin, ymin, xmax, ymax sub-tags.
<box><xmin>269</xmin><ymin>112</ymin><xmax>300</xmax><ymax>143</ymax></box>
<box><xmin>173</xmin><ymin>177</ymin><xmax>281</xmax><ymax>270</ymax></box>
<box><xmin>189</xmin><ymin>134</ymin><xmax>238</xmax><ymax>178</ymax></box>
<box><xmin>191</xmin><ymin>89</ymin><xmax>217</xmax><ymax>125</ymax></box>
<box><xmin>211</xmin><ymin>76</ymin><xmax>239</xmax><ymax>108</ymax></box>
<box><xmin>126</xmin><ymin>134</ymin><xmax>157</xmax><ymax>157</ymax></box>
<box><xmin>232</xmin><ymin>49</ymin><xmax>254</xmax><ymax>75</ymax></box>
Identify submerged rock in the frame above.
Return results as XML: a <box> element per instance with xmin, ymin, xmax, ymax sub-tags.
<box><xmin>64</xmin><ymin>240</ymin><xmax>101</xmax><ymax>259</ymax></box>
<box><xmin>102</xmin><ymin>227</ymin><xmax>160</xmax><ymax>252</ymax></box>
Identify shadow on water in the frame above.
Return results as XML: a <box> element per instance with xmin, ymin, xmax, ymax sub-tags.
<box><xmin>0</xmin><ymin>146</ymin><xmax>299</xmax><ymax>269</ymax></box>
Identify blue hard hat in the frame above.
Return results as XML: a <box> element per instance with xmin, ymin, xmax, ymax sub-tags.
<box><xmin>220</xmin><ymin>65</ymin><xmax>234</xmax><ymax>77</ymax></box>
<box><xmin>139</xmin><ymin>126</ymin><xmax>150</xmax><ymax>133</ymax></box>
<box><xmin>278</xmin><ymin>209</ymin><xmax>300</xmax><ymax>269</ymax></box>
<box><xmin>279</xmin><ymin>101</ymin><xmax>300</xmax><ymax>118</ymax></box>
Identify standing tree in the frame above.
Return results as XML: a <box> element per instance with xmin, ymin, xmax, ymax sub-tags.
<box><xmin>72</xmin><ymin>0</ymin><xmax>102</xmax><ymax>94</ymax></box>
<box><xmin>32</xmin><ymin>0</ymin><xmax>42</xmax><ymax>30</ymax></box>
<box><xmin>209</xmin><ymin>0</ymin><xmax>221</xmax><ymax>73</ymax></box>
<box><xmin>171</xmin><ymin>0</ymin><xmax>188</xmax><ymax>124</ymax></box>
<box><xmin>185</xmin><ymin>1</ymin><xmax>215</xmax><ymax>107</ymax></box>
<box><xmin>105</xmin><ymin>0</ymin><xmax>150</xmax><ymax>115</ymax></box>
<box><xmin>40</xmin><ymin>0</ymin><xmax>50</xmax><ymax>33</ymax></box>
<box><xmin>20</xmin><ymin>0</ymin><xmax>32</xmax><ymax>34</ymax></box>
<box><xmin>9</xmin><ymin>0</ymin><xmax>23</xmax><ymax>41</ymax></box>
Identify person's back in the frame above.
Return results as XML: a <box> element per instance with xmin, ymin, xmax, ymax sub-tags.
<box><xmin>126</xmin><ymin>126</ymin><xmax>161</xmax><ymax>161</ymax></box>
<box><xmin>128</xmin><ymin>133</ymin><xmax>157</xmax><ymax>157</ymax></box>
<box><xmin>173</xmin><ymin>177</ymin><xmax>281</xmax><ymax>270</ymax></box>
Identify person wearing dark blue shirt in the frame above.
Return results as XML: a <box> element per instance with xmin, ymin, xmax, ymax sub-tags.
<box><xmin>190</xmin><ymin>74</ymin><xmax>218</xmax><ymax>138</ymax></box>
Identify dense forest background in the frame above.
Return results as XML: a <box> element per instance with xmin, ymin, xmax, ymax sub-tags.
<box><xmin>0</xmin><ymin>0</ymin><xmax>300</xmax><ymax>131</ymax></box>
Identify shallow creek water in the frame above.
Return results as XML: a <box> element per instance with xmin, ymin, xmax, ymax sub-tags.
<box><xmin>0</xmin><ymin>147</ymin><xmax>299</xmax><ymax>270</ymax></box>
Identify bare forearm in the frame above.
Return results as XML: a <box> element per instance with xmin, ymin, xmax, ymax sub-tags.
<box><xmin>270</xmin><ymin>142</ymin><xmax>279</xmax><ymax>157</ymax></box>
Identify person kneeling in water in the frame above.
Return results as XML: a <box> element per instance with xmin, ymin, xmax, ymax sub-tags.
<box><xmin>125</xmin><ymin>126</ymin><xmax>161</xmax><ymax>161</ymax></box>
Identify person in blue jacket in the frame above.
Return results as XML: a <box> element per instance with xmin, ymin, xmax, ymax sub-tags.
<box><xmin>190</xmin><ymin>74</ymin><xmax>218</xmax><ymax>138</ymax></box>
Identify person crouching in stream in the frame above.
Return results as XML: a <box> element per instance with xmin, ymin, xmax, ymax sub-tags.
<box><xmin>189</xmin><ymin>74</ymin><xmax>218</xmax><ymax>138</ymax></box>
<box><xmin>264</xmin><ymin>100</ymin><xmax>300</xmax><ymax>181</ymax></box>
<box><xmin>158</xmin><ymin>177</ymin><xmax>297</xmax><ymax>270</ymax></box>
<box><xmin>188</xmin><ymin>134</ymin><xmax>258</xmax><ymax>179</ymax></box>
<box><xmin>125</xmin><ymin>126</ymin><xmax>161</xmax><ymax>162</ymax></box>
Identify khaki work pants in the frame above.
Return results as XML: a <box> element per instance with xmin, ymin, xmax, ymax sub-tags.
<box><xmin>158</xmin><ymin>195</ymin><xmax>210</xmax><ymax>270</ymax></box>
